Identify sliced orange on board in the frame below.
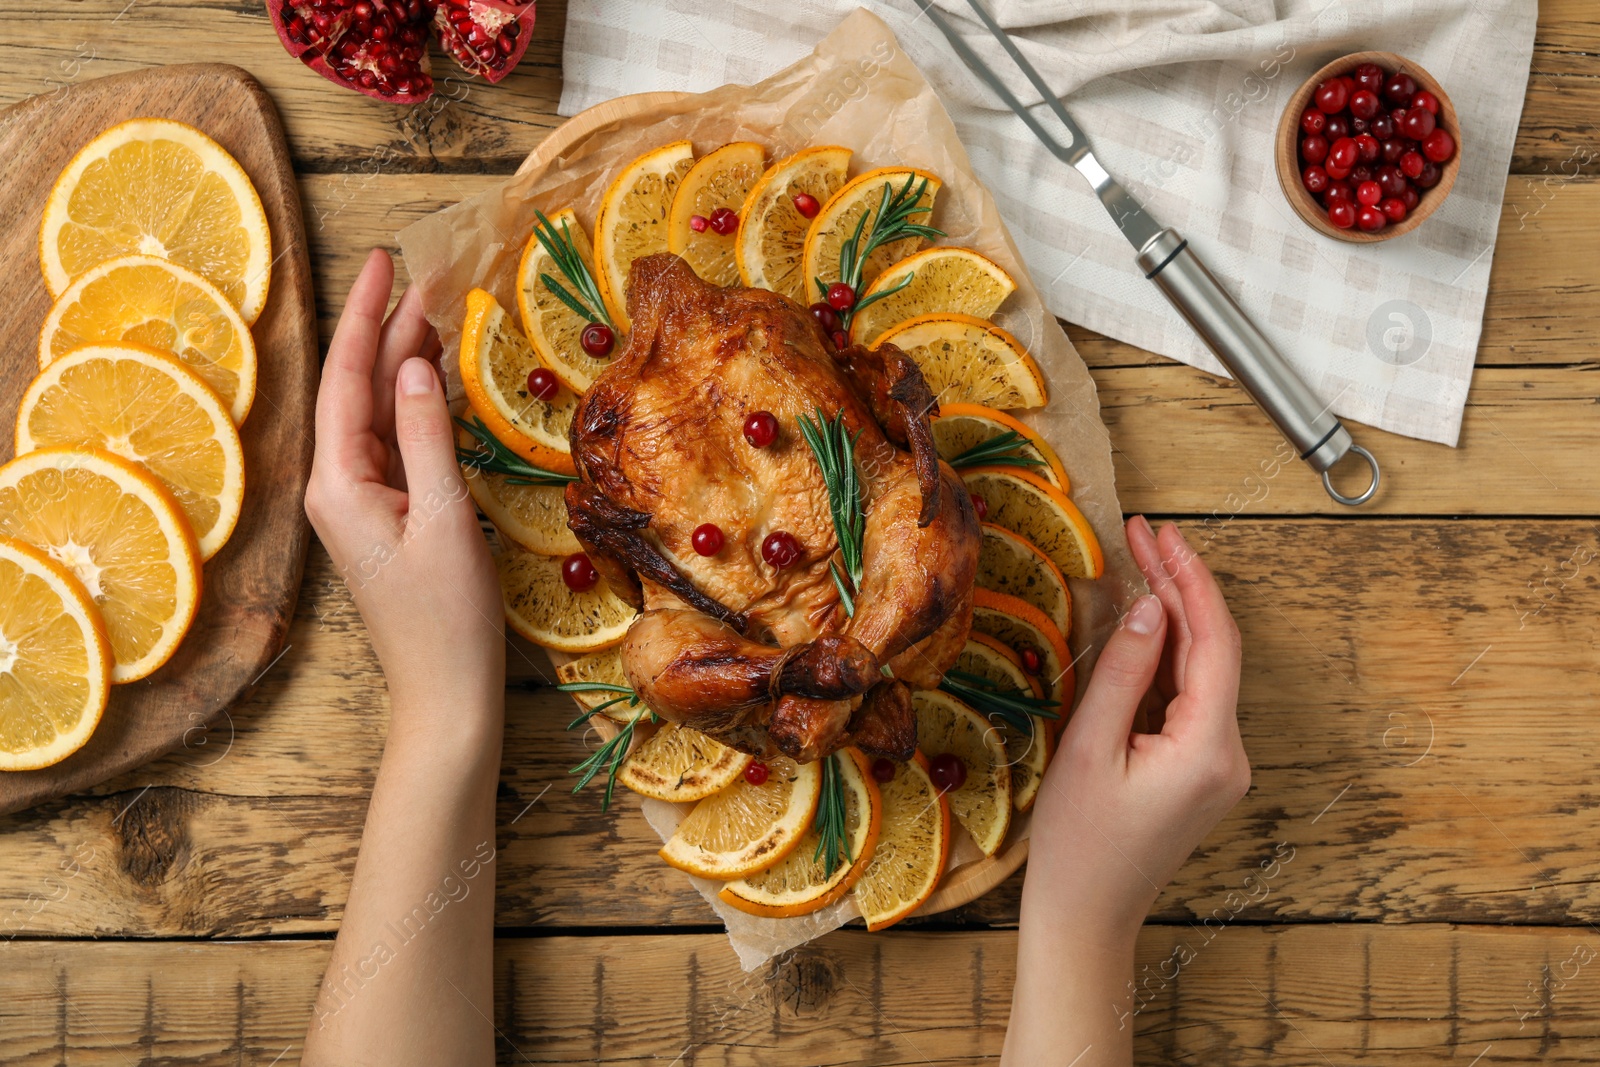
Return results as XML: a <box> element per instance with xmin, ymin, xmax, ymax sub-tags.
<box><xmin>875</xmin><ymin>314</ymin><xmax>1046</xmax><ymax>410</ymax></box>
<box><xmin>911</xmin><ymin>691</ymin><xmax>1011</xmax><ymax>856</ymax></box>
<box><xmin>618</xmin><ymin>722</ymin><xmax>753</xmax><ymax>804</ymax></box>
<box><xmin>593</xmin><ymin>140</ymin><xmax>695</xmax><ymax>331</ymax></box>
<box><xmin>497</xmin><ymin>546</ymin><xmax>635</xmax><ymax>653</ymax></box>
<box><xmin>667</xmin><ymin>141</ymin><xmax>766</xmax><ymax>287</ymax></box>
<box><xmin>848</xmin><ymin>246</ymin><xmax>1015</xmax><ymax>348</ymax></box>
<box><xmin>802</xmin><ymin>167</ymin><xmax>942</xmax><ymax>305</ymax></box>
<box><xmin>660</xmin><ymin>754</ymin><xmax>821</xmax><ymax>880</ymax></box>
<box><xmin>736</xmin><ymin>145</ymin><xmax>852</xmax><ymax>303</ymax></box>
<box><xmin>962</xmin><ymin>466</ymin><xmax>1104</xmax><ymax>580</ymax></box>
<box><xmin>851</xmin><ymin>751</ymin><xmax>950</xmax><ymax>931</ymax></box>
<box><xmin>934</xmin><ymin>403</ymin><xmax>1069</xmax><ymax>489</ymax></box>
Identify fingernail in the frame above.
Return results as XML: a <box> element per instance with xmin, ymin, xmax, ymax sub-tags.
<box><xmin>399</xmin><ymin>358</ymin><xmax>435</xmax><ymax>396</ymax></box>
<box><xmin>1133</xmin><ymin>514</ymin><xmax>1154</xmax><ymax>540</ymax></box>
<box><xmin>1126</xmin><ymin>594</ymin><xmax>1162</xmax><ymax>635</ymax></box>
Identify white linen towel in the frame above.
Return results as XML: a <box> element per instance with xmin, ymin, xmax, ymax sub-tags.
<box><xmin>557</xmin><ymin>0</ymin><xmax>1537</xmax><ymax>446</ymax></box>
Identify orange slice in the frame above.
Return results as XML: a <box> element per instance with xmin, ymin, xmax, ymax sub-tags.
<box><xmin>875</xmin><ymin>314</ymin><xmax>1046</xmax><ymax>410</ymax></box>
<box><xmin>851</xmin><ymin>751</ymin><xmax>950</xmax><ymax>931</ymax></box>
<box><xmin>39</xmin><ymin>254</ymin><xmax>257</xmax><ymax>424</ymax></box>
<box><xmin>0</xmin><ymin>536</ymin><xmax>113</xmax><ymax>771</ymax></box>
<box><xmin>962</xmin><ymin>467</ymin><xmax>1104</xmax><ymax>580</ymax></box>
<box><xmin>515</xmin><ymin>208</ymin><xmax>616</xmax><ymax>394</ymax></box>
<box><xmin>848</xmin><ymin>247</ymin><xmax>1015</xmax><ymax>348</ymax></box>
<box><xmin>934</xmin><ymin>403</ymin><xmax>1068</xmax><ymax>489</ymax></box>
<box><xmin>736</xmin><ymin>145</ymin><xmax>852</xmax><ymax>303</ymax></box>
<box><xmin>17</xmin><ymin>344</ymin><xmax>246</xmax><ymax>561</ymax></box>
<box><xmin>459</xmin><ymin>288</ymin><xmax>578</xmax><ymax>474</ymax></box>
<box><xmin>555</xmin><ymin>647</ymin><xmax>642</xmax><ymax>724</ymax></box>
<box><xmin>802</xmin><ymin>167</ymin><xmax>942</xmax><ymax>305</ymax></box>
<box><xmin>667</xmin><ymin>142</ymin><xmax>766</xmax><ymax>287</ymax></box>
<box><xmin>0</xmin><ymin>448</ymin><xmax>200</xmax><ymax>684</ymax></box>
<box><xmin>976</xmin><ymin>523</ymin><xmax>1072</xmax><ymax>638</ymax></box>
<box><xmin>497</xmin><ymin>547</ymin><xmax>635</xmax><ymax>653</ymax></box>
<box><xmin>911</xmin><ymin>691</ymin><xmax>1011</xmax><ymax>856</ymax></box>
<box><xmin>972</xmin><ymin>587</ymin><xmax>1075</xmax><ymax>754</ymax></box>
<box><xmin>40</xmin><ymin>118</ymin><xmax>272</xmax><ymax>324</ymax></box>
<box><xmin>593</xmin><ymin>140</ymin><xmax>695</xmax><ymax>331</ymax></box>
<box><xmin>457</xmin><ymin>426</ymin><xmax>579</xmax><ymax>558</ymax></box>
<box><xmin>952</xmin><ymin>634</ymin><xmax>1053</xmax><ymax>813</ymax></box>
<box><xmin>719</xmin><ymin>748</ymin><xmax>881</xmax><ymax>917</ymax></box>
<box><xmin>660</xmin><ymin>754</ymin><xmax>821</xmax><ymax>879</ymax></box>
<box><xmin>618</xmin><ymin>722</ymin><xmax>753</xmax><ymax>803</ymax></box>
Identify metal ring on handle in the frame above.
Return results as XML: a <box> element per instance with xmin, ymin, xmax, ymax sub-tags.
<box><xmin>1321</xmin><ymin>444</ymin><xmax>1381</xmax><ymax>506</ymax></box>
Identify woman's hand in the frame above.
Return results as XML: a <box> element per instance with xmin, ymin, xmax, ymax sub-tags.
<box><xmin>304</xmin><ymin>248</ymin><xmax>503</xmax><ymax>739</ymax></box>
<box><xmin>1004</xmin><ymin>517</ymin><xmax>1248</xmax><ymax>1066</ymax></box>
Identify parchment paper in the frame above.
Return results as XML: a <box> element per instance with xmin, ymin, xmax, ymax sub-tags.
<box><xmin>397</xmin><ymin>8</ymin><xmax>1145</xmax><ymax>971</ymax></box>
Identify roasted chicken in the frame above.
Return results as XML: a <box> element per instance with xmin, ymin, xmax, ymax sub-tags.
<box><xmin>566</xmin><ymin>253</ymin><xmax>979</xmax><ymax>762</ymax></box>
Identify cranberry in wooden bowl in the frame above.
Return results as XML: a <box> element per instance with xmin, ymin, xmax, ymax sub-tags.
<box><xmin>1276</xmin><ymin>51</ymin><xmax>1461</xmax><ymax>243</ymax></box>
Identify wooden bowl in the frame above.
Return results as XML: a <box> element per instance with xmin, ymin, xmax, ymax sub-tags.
<box><xmin>1275</xmin><ymin>51</ymin><xmax>1462</xmax><ymax>242</ymax></box>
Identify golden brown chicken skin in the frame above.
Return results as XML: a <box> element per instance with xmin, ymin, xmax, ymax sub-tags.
<box><xmin>566</xmin><ymin>253</ymin><xmax>979</xmax><ymax>761</ymax></box>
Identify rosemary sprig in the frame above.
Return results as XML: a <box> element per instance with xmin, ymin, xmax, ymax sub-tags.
<box><xmin>939</xmin><ymin>669</ymin><xmax>1060</xmax><ymax>736</ymax></box>
<box><xmin>455</xmin><ymin>415</ymin><xmax>577</xmax><ymax>486</ymax></box>
<box><xmin>797</xmin><ymin>408</ymin><xmax>866</xmax><ymax>616</ymax></box>
<box><xmin>813</xmin><ymin>752</ymin><xmax>850</xmax><ymax>878</ymax></box>
<box><xmin>557</xmin><ymin>681</ymin><xmax>653</xmax><ymax>811</ymax></box>
<box><xmin>532</xmin><ymin>208</ymin><xmax>614</xmax><ymax>329</ymax></box>
<box><xmin>818</xmin><ymin>173</ymin><xmax>944</xmax><ymax>329</ymax></box>
<box><xmin>943</xmin><ymin>430</ymin><xmax>1048</xmax><ymax>473</ymax></box>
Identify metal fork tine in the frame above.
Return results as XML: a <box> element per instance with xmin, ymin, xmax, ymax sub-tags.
<box><xmin>961</xmin><ymin>0</ymin><xmax>1083</xmax><ymax>143</ymax></box>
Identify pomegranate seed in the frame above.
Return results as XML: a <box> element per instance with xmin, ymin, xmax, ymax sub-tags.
<box><xmin>1416</xmin><ymin>161</ymin><xmax>1442</xmax><ymax>189</ymax></box>
<box><xmin>1356</xmin><ymin>181</ymin><xmax>1382</xmax><ymax>207</ymax></box>
<box><xmin>561</xmin><ymin>553</ymin><xmax>599</xmax><ymax>592</ymax></box>
<box><xmin>1300</xmin><ymin>135</ymin><xmax>1329</xmax><ymax>165</ymax></box>
<box><xmin>808</xmin><ymin>302</ymin><xmax>839</xmax><ymax>333</ymax></box>
<box><xmin>871</xmin><ymin>757</ymin><xmax>896</xmax><ymax>783</ymax></box>
<box><xmin>527</xmin><ymin>368</ymin><xmax>559</xmax><ymax>401</ymax></box>
<box><xmin>1401</xmin><ymin>107</ymin><xmax>1436</xmax><ymax>142</ymax></box>
<box><xmin>1302</xmin><ymin>165</ymin><xmax>1330</xmax><ymax>194</ymax></box>
<box><xmin>1328</xmin><ymin>200</ymin><xmax>1357</xmax><ymax>230</ymax></box>
<box><xmin>1381</xmin><ymin>197</ymin><xmax>1408</xmax><ymax>223</ymax></box>
<box><xmin>1410</xmin><ymin>89</ymin><xmax>1440</xmax><ymax>116</ymax></box>
<box><xmin>1356</xmin><ymin>205</ymin><xmax>1387</xmax><ymax>233</ymax></box>
<box><xmin>691</xmin><ymin>523</ymin><xmax>724</xmax><ymax>557</ymax></box>
<box><xmin>708</xmin><ymin>207</ymin><xmax>739</xmax><ymax>235</ymax></box>
<box><xmin>1383</xmin><ymin>72</ymin><xmax>1418</xmax><ymax>106</ymax></box>
<box><xmin>969</xmin><ymin>492</ymin><xmax>988</xmax><ymax>520</ymax></box>
<box><xmin>1355</xmin><ymin>134</ymin><xmax>1380</xmax><ymax>164</ymax></box>
<box><xmin>743</xmin><ymin>761</ymin><xmax>769</xmax><ymax>786</ymax></box>
<box><xmin>929</xmin><ymin>752</ymin><xmax>967</xmax><ymax>793</ymax></box>
<box><xmin>1313</xmin><ymin>78</ymin><xmax>1349</xmax><ymax>114</ymax></box>
<box><xmin>1299</xmin><ymin>108</ymin><xmax>1326</xmax><ymax>136</ymax></box>
<box><xmin>793</xmin><ymin>192</ymin><xmax>820</xmax><ymax>218</ymax></box>
<box><xmin>1422</xmin><ymin>128</ymin><xmax>1455</xmax><ymax>164</ymax></box>
<box><xmin>1370</xmin><ymin>114</ymin><xmax>1396</xmax><ymax>141</ymax></box>
<box><xmin>826</xmin><ymin>282</ymin><xmax>856</xmax><ymax>311</ymax></box>
<box><xmin>1399</xmin><ymin>150</ymin><xmax>1425</xmax><ymax>180</ymax></box>
<box><xmin>689</xmin><ymin>214</ymin><xmax>709</xmax><ymax>233</ymax></box>
<box><xmin>1327</xmin><ymin>137</ymin><xmax>1359</xmax><ymax>172</ymax></box>
<box><xmin>1353</xmin><ymin>62</ymin><xmax>1386</xmax><ymax>94</ymax></box>
<box><xmin>1350</xmin><ymin>89</ymin><xmax>1381</xmax><ymax>121</ymax></box>
<box><xmin>831</xmin><ymin>330</ymin><xmax>849</xmax><ymax>350</ymax></box>
<box><xmin>1323</xmin><ymin>115</ymin><xmax>1350</xmax><ymax>142</ymax></box>
<box><xmin>580</xmin><ymin>322</ymin><xmax>615</xmax><ymax>357</ymax></box>
<box><xmin>761</xmin><ymin>531</ymin><xmax>801</xmax><ymax>569</ymax></box>
<box><xmin>1020</xmin><ymin>647</ymin><xmax>1042</xmax><ymax>674</ymax></box>
<box><xmin>743</xmin><ymin>410</ymin><xmax>779</xmax><ymax>448</ymax></box>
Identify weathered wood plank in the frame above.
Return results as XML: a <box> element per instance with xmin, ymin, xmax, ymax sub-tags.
<box><xmin>2</xmin><ymin>518</ymin><xmax>1597</xmax><ymax>936</ymax></box>
<box><xmin>3</xmin><ymin>926</ymin><xmax>1599</xmax><ymax>1065</ymax></box>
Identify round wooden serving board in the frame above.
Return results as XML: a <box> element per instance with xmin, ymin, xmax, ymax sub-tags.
<box><xmin>532</xmin><ymin>92</ymin><xmax>1030</xmax><ymax>921</ymax></box>
<box><xmin>0</xmin><ymin>64</ymin><xmax>317</xmax><ymax>815</ymax></box>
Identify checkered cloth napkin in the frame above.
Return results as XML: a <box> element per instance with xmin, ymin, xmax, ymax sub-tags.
<box><xmin>557</xmin><ymin>0</ymin><xmax>1536</xmax><ymax>446</ymax></box>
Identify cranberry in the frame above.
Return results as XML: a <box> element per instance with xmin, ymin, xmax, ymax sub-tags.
<box><xmin>689</xmin><ymin>214</ymin><xmax>709</xmax><ymax>233</ymax></box>
<box><xmin>1353</xmin><ymin>62</ymin><xmax>1387</xmax><ymax>94</ymax></box>
<box><xmin>1020</xmin><ymin>647</ymin><xmax>1043</xmax><ymax>674</ymax></box>
<box><xmin>1355</xmin><ymin>134</ymin><xmax>1380</xmax><ymax>164</ymax></box>
<box><xmin>691</xmin><ymin>523</ymin><xmax>724</xmax><ymax>557</ymax></box>
<box><xmin>743</xmin><ymin>410</ymin><xmax>778</xmax><ymax>448</ymax></box>
<box><xmin>1410</xmin><ymin>89</ymin><xmax>1440</xmax><ymax>116</ymax></box>
<box><xmin>1328</xmin><ymin>200</ymin><xmax>1357</xmax><ymax>229</ymax></box>
<box><xmin>743</xmin><ymin>761</ymin><xmax>769</xmax><ymax>786</ymax></box>
<box><xmin>1381</xmin><ymin>197</ymin><xmax>1408</xmax><ymax>224</ymax></box>
<box><xmin>1349</xmin><ymin>164</ymin><xmax>1373</xmax><ymax>185</ymax></box>
<box><xmin>1338</xmin><ymin>75</ymin><xmax>1359</xmax><ymax>98</ymax></box>
<box><xmin>1323</xmin><ymin>115</ymin><xmax>1350</xmax><ymax>142</ymax></box>
<box><xmin>1302</xmin><ymin>165</ymin><xmax>1330</xmax><ymax>194</ymax></box>
<box><xmin>1356</xmin><ymin>180</ymin><xmax>1382</xmax><ymax>207</ymax></box>
<box><xmin>1313</xmin><ymin>78</ymin><xmax>1349</xmax><ymax>114</ymax></box>
<box><xmin>761</xmin><ymin>531</ymin><xmax>801</xmax><ymax>569</ymax></box>
<box><xmin>808</xmin><ymin>301</ymin><xmax>839</xmax><ymax>333</ymax></box>
<box><xmin>1327</xmin><ymin>137</ymin><xmax>1358</xmax><ymax>171</ymax></box>
<box><xmin>708</xmin><ymin>206</ymin><xmax>739</xmax><ymax>235</ymax></box>
<box><xmin>561</xmin><ymin>553</ymin><xmax>599</xmax><ymax>592</ymax></box>
<box><xmin>1383</xmin><ymin>72</ymin><xmax>1418</xmax><ymax>106</ymax></box>
<box><xmin>1350</xmin><ymin>116</ymin><xmax>1370</xmax><ymax>137</ymax></box>
<box><xmin>1377</xmin><ymin>165</ymin><xmax>1408</xmax><ymax>199</ymax></box>
<box><xmin>526</xmin><ymin>367</ymin><xmax>559</xmax><ymax>401</ymax></box>
<box><xmin>1325</xmin><ymin>160</ymin><xmax>1351</xmax><ymax>182</ymax></box>
<box><xmin>1370</xmin><ymin>114</ymin><xmax>1396</xmax><ymax>141</ymax></box>
<box><xmin>1388</xmin><ymin>107</ymin><xmax>1409</xmax><ymax>133</ymax></box>
<box><xmin>871</xmin><ymin>757</ymin><xmax>896</xmax><ymax>783</ymax></box>
<box><xmin>1325</xmin><ymin>181</ymin><xmax>1354</xmax><ymax>204</ymax></box>
<box><xmin>580</xmin><ymin>322</ymin><xmax>615</xmax><ymax>357</ymax></box>
<box><xmin>1350</xmin><ymin>89</ymin><xmax>1381</xmax><ymax>121</ymax></box>
<box><xmin>929</xmin><ymin>752</ymin><xmax>967</xmax><ymax>793</ymax></box>
<box><xmin>1356</xmin><ymin>205</ymin><xmax>1387</xmax><ymax>233</ymax></box>
<box><xmin>1416</xmin><ymin>161</ymin><xmax>1442</xmax><ymax>189</ymax></box>
<box><xmin>1300</xmin><ymin>134</ymin><xmax>1329</xmax><ymax>165</ymax></box>
<box><xmin>1399</xmin><ymin>150</ymin><xmax>1425</xmax><ymax>180</ymax></box>
<box><xmin>1401</xmin><ymin>107</ymin><xmax>1436</xmax><ymax>141</ymax></box>
<box><xmin>792</xmin><ymin>192</ymin><xmax>820</xmax><ymax>218</ymax></box>
<box><xmin>1380</xmin><ymin>138</ymin><xmax>1407</xmax><ymax>164</ymax></box>
<box><xmin>969</xmin><ymin>492</ymin><xmax>988</xmax><ymax>520</ymax></box>
<box><xmin>1400</xmin><ymin>185</ymin><xmax>1420</xmax><ymax>211</ymax></box>
<box><xmin>831</xmin><ymin>330</ymin><xmax>849</xmax><ymax>350</ymax></box>
<box><xmin>1422</xmin><ymin>128</ymin><xmax>1455</xmax><ymax>164</ymax></box>
<box><xmin>1300</xmin><ymin>107</ymin><xmax>1326</xmax><ymax>136</ymax></box>
<box><xmin>826</xmin><ymin>282</ymin><xmax>856</xmax><ymax>311</ymax></box>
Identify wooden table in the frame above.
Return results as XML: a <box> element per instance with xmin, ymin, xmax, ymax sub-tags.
<box><xmin>3</xmin><ymin>3</ymin><xmax>1597</xmax><ymax>1063</ymax></box>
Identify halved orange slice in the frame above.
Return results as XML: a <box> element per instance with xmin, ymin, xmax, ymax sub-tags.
<box><xmin>667</xmin><ymin>142</ymin><xmax>766</xmax><ymax>287</ymax></box>
<box><xmin>802</xmin><ymin>167</ymin><xmax>942</xmax><ymax>305</ymax></box>
<box><xmin>911</xmin><ymin>691</ymin><xmax>1011</xmax><ymax>856</ymax></box>
<box><xmin>934</xmin><ymin>403</ymin><xmax>1068</xmax><ymax>489</ymax></box>
<box><xmin>459</xmin><ymin>288</ymin><xmax>578</xmax><ymax>474</ymax></box>
<box><xmin>951</xmin><ymin>634</ymin><xmax>1053</xmax><ymax>813</ymax></box>
<box><xmin>497</xmin><ymin>547</ymin><xmax>635</xmax><ymax>653</ymax></box>
<box><xmin>875</xmin><ymin>314</ymin><xmax>1046</xmax><ymax>410</ymax></box>
<box><xmin>618</xmin><ymin>722</ymin><xmax>753</xmax><ymax>803</ymax></box>
<box><xmin>457</xmin><ymin>426</ymin><xmax>579</xmax><ymax>558</ymax></box>
<box><xmin>555</xmin><ymin>647</ymin><xmax>641</xmax><ymax>724</ymax></box>
<box><xmin>961</xmin><ymin>467</ymin><xmax>1104</xmax><ymax>580</ymax></box>
<box><xmin>660</xmin><ymin>754</ymin><xmax>821</xmax><ymax>879</ymax></box>
<box><xmin>976</xmin><ymin>523</ymin><xmax>1072</xmax><ymax>638</ymax></box>
<box><xmin>593</xmin><ymin>140</ymin><xmax>695</xmax><ymax>331</ymax></box>
<box><xmin>515</xmin><ymin>207</ymin><xmax>616</xmax><ymax>394</ymax></box>
<box><xmin>736</xmin><ymin>145</ymin><xmax>852</xmax><ymax>303</ymax></box>
<box><xmin>851</xmin><ymin>751</ymin><xmax>950</xmax><ymax>931</ymax></box>
<box><xmin>848</xmin><ymin>246</ymin><xmax>1015</xmax><ymax>348</ymax></box>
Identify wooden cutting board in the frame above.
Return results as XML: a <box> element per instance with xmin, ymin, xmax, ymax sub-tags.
<box><xmin>0</xmin><ymin>64</ymin><xmax>317</xmax><ymax>815</ymax></box>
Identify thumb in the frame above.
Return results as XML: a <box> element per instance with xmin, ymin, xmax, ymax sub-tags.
<box><xmin>392</xmin><ymin>357</ymin><xmax>464</xmax><ymax>515</ymax></box>
<box><xmin>1068</xmin><ymin>595</ymin><xmax>1166</xmax><ymax>754</ymax></box>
